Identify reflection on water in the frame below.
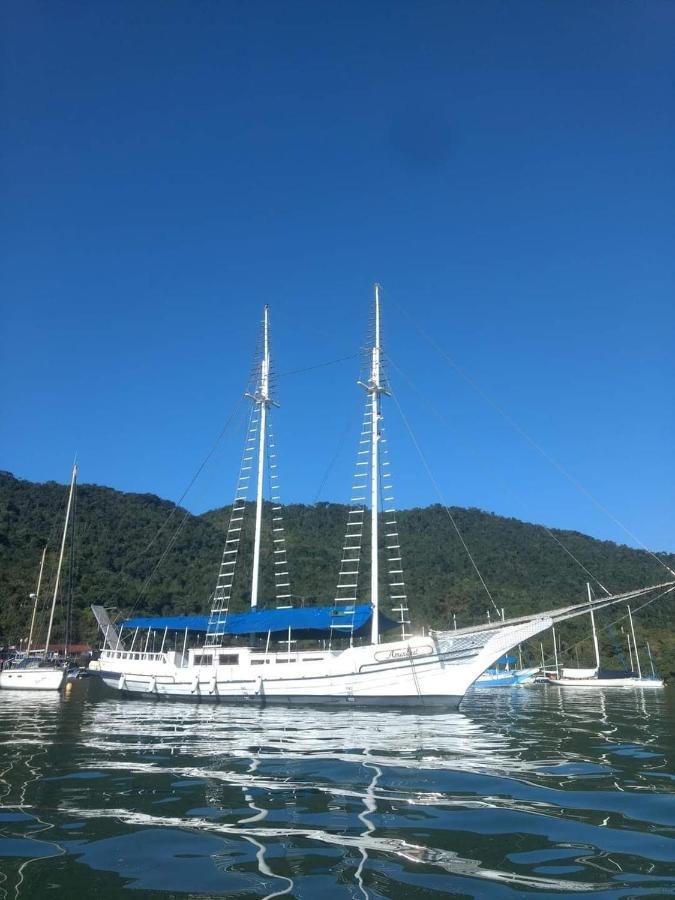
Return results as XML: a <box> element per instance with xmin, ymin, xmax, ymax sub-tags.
<box><xmin>0</xmin><ymin>682</ymin><xmax>674</xmax><ymax>898</ymax></box>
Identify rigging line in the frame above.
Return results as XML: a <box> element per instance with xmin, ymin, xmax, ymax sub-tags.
<box><xmin>276</xmin><ymin>353</ymin><xmax>360</xmax><ymax>378</ymax></box>
<box><xmin>388</xmin><ymin>387</ymin><xmax>501</xmax><ymax>616</ymax></box>
<box><xmin>382</xmin><ymin>287</ymin><xmax>674</xmax><ymax>580</ymax></box>
<box><xmin>312</xmin><ymin>396</ymin><xmax>363</xmax><ymax>502</ymax></box>
<box><xmin>111</xmin><ymin>397</ymin><xmax>249</xmax><ymax>614</ymax></box>
<box><xmin>130</xmin><ymin>508</ymin><xmax>193</xmax><ymax>613</ymax></box>
<box><xmin>386</xmin><ymin>353</ymin><xmax>613</xmax><ymax>597</ymax></box>
<box><xmin>541</xmin><ymin>585</ymin><xmax>675</xmax><ymax>664</ymax></box>
<box><xmin>115</xmin><ymin>397</ymin><xmax>249</xmax><ymax>590</ymax></box>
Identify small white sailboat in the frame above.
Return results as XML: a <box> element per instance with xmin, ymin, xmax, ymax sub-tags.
<box><xmin>543</xmin><ymin>584</ymin><xmax>664</xmax><ymax>689</ymax></box>
<box><xmin>89</xmin><ymin>290</ymin><xmax>673</xmax><ymax>708</ymax></box>
<box><xmin>0</xmin><ymin>464</ymin><xmax>77</xmax><ymax>692</ymax></box>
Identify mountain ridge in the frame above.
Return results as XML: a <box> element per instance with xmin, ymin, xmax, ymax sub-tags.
<box><xmin>1</xmin><ymin>470</ymin><xmax>673</xmax><ymax>675</ymax></box>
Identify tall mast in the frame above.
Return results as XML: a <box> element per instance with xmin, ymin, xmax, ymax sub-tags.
<box><xmin>26</xmin><ymin>545</ymin><xmax>47</xmax><ymax>655</ymax></box>
<box><xmin>587</xmin><ymin>582</ymin><xmax>601</xmax><ymax>671</ymax></box>
<box><xmin>251</xmin><ymin>305</ymin><xmax>271</xmax><ymax>609</ymax></box>
<box><xmin>627</xmin><ymin>604</ymin><xmax>642</xmax><ymax>678</ymax></box>
<box><xmin>44</xmin><ymin>463</ymin><xmax>77</xmax><ymax>660</ymax></box>
<box><xmin>369</xmin><ymin>284</ymin><xmax>383</xmax><ymax>644</ymax></box>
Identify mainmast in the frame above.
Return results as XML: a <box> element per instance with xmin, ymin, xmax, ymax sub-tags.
<box><xmin>44</xmin><ymin>463</ymin><xmax>77</xmax><ymax>660</ymax></box>
<box><xmin>250</xmin><ymin>305</ymin><xmax>272</xmax><ymax>609</ymax></box>
<box><xmin>366</xmin><ymin>285</ymin><xmax>385</xmax><ymax>643</ymax></box>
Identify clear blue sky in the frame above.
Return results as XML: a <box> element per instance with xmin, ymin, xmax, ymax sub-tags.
<box><xmin>2</xmin><ymin>1</ymin><xmax>674</xmax><ymax>553</ymax></box>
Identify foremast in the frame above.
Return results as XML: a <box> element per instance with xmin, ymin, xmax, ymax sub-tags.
<box><xmin>206</xmin><ymin>306</ymin><xmax>287</xmax><ymax>649</ymax></box>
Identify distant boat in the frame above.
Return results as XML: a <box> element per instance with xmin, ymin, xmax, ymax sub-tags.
<box><xmin>0</xmin><ymin>464</ymin><xmax>77</xmax><ymax>692</ymax></box>
<box><xmin>89</xmin><ymin>290</ymin><xmax>672</xmax><ymax>708</ymax></box>
<box><xmin>543</xmin><ymin>585</ymin><xmax>664</xmax><ymax>689</ymax></box>
<box><xmin>474</xmin><ymin>654</ymin><xmax>538</xmax><ymax>687</ymax></box>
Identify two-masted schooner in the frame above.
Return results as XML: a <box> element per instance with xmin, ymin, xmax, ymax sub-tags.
<box><xmin>89</xmin><ymin>289</ymin><xmax>673</xmax><ymax>707</ymax></box>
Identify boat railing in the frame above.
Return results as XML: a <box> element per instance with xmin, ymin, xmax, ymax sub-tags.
<box><xmin>100</xmin><ymin>649</ymin><xmax>167</xmax><ymax>663</ymax></box>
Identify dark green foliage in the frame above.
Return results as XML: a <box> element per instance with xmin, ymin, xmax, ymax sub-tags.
<box><xmin>1</xmin><ymin>471</ymin><xmax>673</xmax><ymax>676</ymax></box>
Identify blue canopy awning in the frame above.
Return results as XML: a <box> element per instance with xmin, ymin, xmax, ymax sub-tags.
<box><xmin>120</xmin><ymin>604</ymin><xmax>397</xmax><ymax>639</ymax></box>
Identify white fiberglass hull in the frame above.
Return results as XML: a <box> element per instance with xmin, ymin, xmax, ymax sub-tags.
<box><xmin>545</xmin><ymin>676</ymin><xmax>664</xmax><ymax>689</ymax></box>
<box><xmin>0</xmin><ymin>667</ymin><xmax>66</xmax><ymax>691</ymax></box>
<box><xmin>90</xmin><ymin>617</ymin><xmax>553</xmax><ymax>708</ymax></box>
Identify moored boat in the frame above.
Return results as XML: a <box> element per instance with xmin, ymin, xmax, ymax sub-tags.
<box><xmin>0</xmin><ymin>464</ymin><xmax>77</xmax><ymax>693</ymax></box>
<box><xmin>89</xmin><ymin>288</ymin><xmax>673</xmax><ymax>708</ymax></box>
<box><xmin>543</xmin><ymin>586</ymin><xmax>665</xmax><ymax>689</ymax></box>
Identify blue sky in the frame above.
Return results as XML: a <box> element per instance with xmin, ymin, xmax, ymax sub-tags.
<box><xmin>2</xmin><ymin>1</ymin><xmax>674</xmax><ymax>553</ymax></box>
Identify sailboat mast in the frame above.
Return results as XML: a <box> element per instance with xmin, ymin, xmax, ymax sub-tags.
<box><xmin>251</xmin><ymin>305</ymin><xmax>271</xmax><ymax>609</ymax></box>
<box><xmin>627</xmin><ymin>604</ymin><xmax>642</xmax><ymax>678</ymax></box>
<box><xmin>44</xmin><ymin>463</ymin><xmax>77</xmax><ymax>660</ymax></box>
<box><xmin>26</xmin><ymin>545</ymin><xmax>47</xmax><ymax>655</ymax></box>
<box><xmin>587</xmin><ymin>582</ymin><xmax>601</xmax><ymax>671</ymax></box>
<box><xmin>370</xmin><ymin>284</ymin><xmax>382</xmax><ymax>644</ymax></box>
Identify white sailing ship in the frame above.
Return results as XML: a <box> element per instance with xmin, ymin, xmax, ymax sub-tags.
<box><xmin>0</xmin><ymin>463</ymin><xmax>77</xmax><ymax>692</ymax></box>
<box><xmin>89</xmin><ymin>289</ymin><xmax>672</xmax><ymax>707</ymax></box>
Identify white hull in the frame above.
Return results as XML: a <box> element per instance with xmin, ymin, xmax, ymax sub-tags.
<box><xmin>545</xmin><ymin>676</ymin><xmax>664</xmax><ymax>689</ymax></box>
<box><xmin>0</xmin><ymin>667</ymin><xmax>66</xmax><ymax>691</ymax></box>
<box><xmin>89</xmin><ymin>617</ymin><xmax>553</xmax><ymax>708</ymax></box>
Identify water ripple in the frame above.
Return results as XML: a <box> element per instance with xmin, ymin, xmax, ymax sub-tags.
<box><xmin>0</xmin><ymin>681</ymin><xmax>673</xmax><ymax>898</ymax></box>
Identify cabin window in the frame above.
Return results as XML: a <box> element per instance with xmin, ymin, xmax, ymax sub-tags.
<box><xmin>194</xmin><ymin>654</ymin><xmax>213</xmax><ymax>666</ymax></box>
<box><xmin>276</xmin><ymin>659</ymin><xmax>296</xmax><ymax>664</ymax></box>
<box><xmin>302</xmin><ymin>657</ymin><xmax>322</xmax><ymax>662</ymax></box>
<box><xmin>218</xmin><ymin>654</ymin><xmax>238</xmax><ymax>666</ymax></box>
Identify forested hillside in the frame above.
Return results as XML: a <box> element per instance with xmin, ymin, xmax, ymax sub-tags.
<box><xmin>1</xmin><ymin>471</ymin><xmax>673</xmax><ymax>675</ymax></box>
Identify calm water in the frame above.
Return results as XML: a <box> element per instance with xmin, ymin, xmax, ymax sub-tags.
<box><xmin>0</xmin><ymin>681</ymin><xmax>673</xmax><ymax>899</ymax></box>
